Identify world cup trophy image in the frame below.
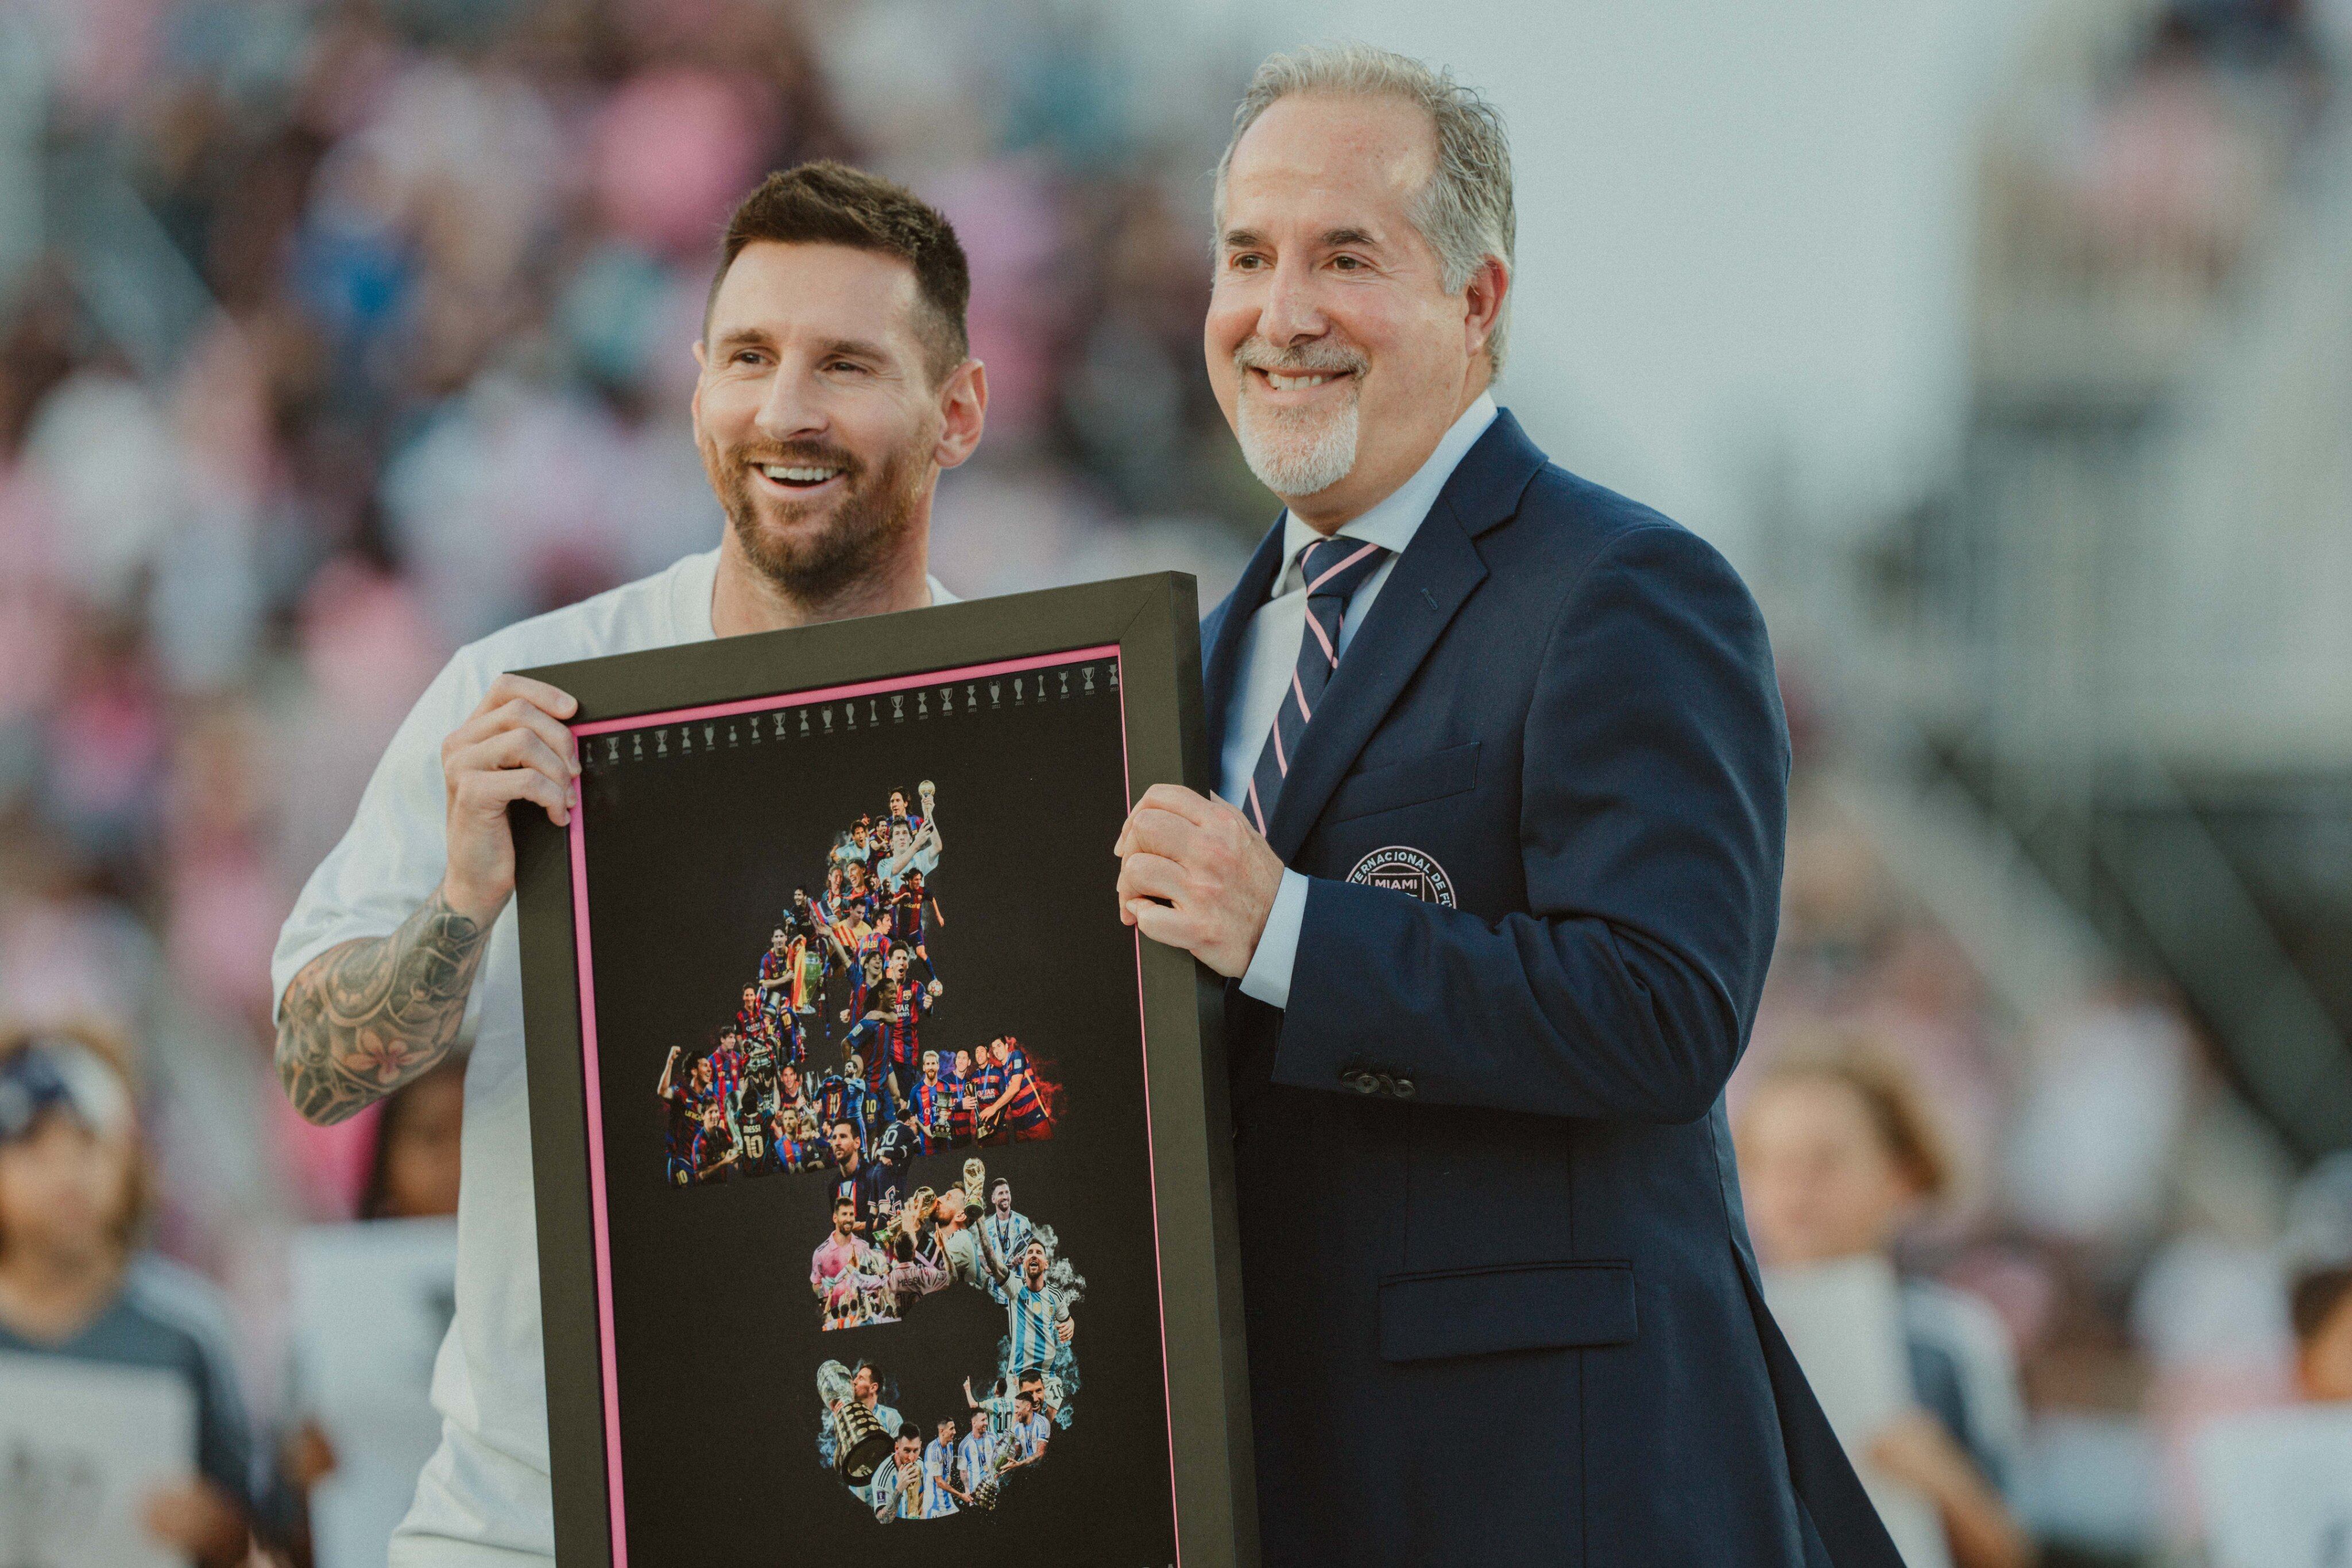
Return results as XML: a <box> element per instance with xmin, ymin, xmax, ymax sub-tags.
<box><xmin>815</xmin><ymin>1360</ymin><xmax>895</xmax><ymax>1486</ymax></box>
<box><xmin>962</xmin><ymin>1156</ymin><xmax>986</xmax><ymax>1210</ymax></box>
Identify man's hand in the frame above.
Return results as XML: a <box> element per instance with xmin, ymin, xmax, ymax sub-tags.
<box><xmin>1113</xmin><ymin>784</ymin><xmax>1285</xmax><ymax>977</ymax></box>
<box><xmin>440</xmin><ymin>672</ymin><xmax>581</xmax><ymax>923</ymax></box>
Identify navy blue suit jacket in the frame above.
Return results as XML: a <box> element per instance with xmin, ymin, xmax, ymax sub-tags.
<box><xmin>1202</xmin><ymin>411</ymin><xmax>1901</xmax><ymax>1566</ymax></box>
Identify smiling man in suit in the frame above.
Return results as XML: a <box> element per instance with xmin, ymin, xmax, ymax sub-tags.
<box><xmin>1113</xmin><ymin>44</ymin><xmax>1902</xmax><ymax>1568</ymax></box>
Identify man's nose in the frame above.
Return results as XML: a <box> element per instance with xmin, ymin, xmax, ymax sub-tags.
<box><xmin>1257</xmin><ymin>255</ymin><xmax>1330</xmax><ymax>346</ymax></box>
<box><xmin>753</xmin><ymin>366</ymin><xmax>830</xmax><ymax>442</ymax></box>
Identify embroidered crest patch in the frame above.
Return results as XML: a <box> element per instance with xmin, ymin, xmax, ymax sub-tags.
<box><xmin>1344</xmin><ymin>845</ymin><xmax>1457</xmax><ymax>909</ymax></box>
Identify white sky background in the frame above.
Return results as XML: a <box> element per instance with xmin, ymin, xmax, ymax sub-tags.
<box><xmin>1189</xmin><ymin>0</ymin><xmax>2048</xmax><ymax>567</ymax></box>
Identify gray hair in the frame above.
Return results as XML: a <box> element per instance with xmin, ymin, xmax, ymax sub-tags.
<box><xmin>1213</xmin><ymin>43</ymin><xmax>1516</xmax><ymax>371</ymax></box>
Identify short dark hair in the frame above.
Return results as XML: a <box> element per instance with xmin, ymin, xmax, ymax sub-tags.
<box><xmin>706</xmin><ymin>161</ymin><xmax>971</xmax><ymax>382</ymax></box>
<box><xmin>2293</xmin><ymin>1265</ymin><xmax>2352</xmax><ymax>1344</ymax></box>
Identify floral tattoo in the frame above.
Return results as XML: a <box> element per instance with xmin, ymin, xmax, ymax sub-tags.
<box><xmin>276</xmin><ymin>888</ymin><xmax>488</xmax><ymax>1124</ymax></box>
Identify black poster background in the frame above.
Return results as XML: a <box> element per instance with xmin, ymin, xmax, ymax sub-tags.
<box><xmin>573</xmin><ymin>653</ymin><xmax>1178</xmax><ymax>1566</ymax></box>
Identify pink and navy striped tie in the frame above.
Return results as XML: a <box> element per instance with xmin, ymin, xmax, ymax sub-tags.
<box><xmin>1244</xmin><ymin>535</ymin><xmax>1391</xmax><ymax>835</ymax></box>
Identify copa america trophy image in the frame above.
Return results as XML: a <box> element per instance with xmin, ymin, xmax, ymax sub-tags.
<box><xmin>815</xmin><ymin>1361</ymin><xmax>894</xmax><ymax>1486</ymax></box>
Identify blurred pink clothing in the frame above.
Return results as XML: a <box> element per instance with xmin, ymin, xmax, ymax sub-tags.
<box><xmin>593</xmin><ymin>68</ymin><xmax>775</xmax><ymax>258</ymax></box>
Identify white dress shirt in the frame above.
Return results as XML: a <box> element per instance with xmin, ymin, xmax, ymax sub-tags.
<box><xmin>1218</xmin><ymin>393</ymin><xmax>1498</xmax><ymax>1010</ymax></box>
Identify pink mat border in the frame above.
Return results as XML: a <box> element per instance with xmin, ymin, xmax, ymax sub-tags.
<box><xmin>562</xmin><ymin>642</ymin><xmax>1183</xmax><ymax>1565</ymax></box>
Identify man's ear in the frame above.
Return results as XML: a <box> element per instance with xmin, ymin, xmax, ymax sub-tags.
<box><xmin>689</xmin><ymin>339</ymin><xmax>707</xmax><ymax>429</ymax></box>
<box><xmin>933</xmin><ymin>358</ymin><xmax>989</xmax><ymax>470</ymax></box>
<box><xmin>1463</xmin><ymin>255</ymin><xmax>1509</xmax><ymax>363</ymax></box>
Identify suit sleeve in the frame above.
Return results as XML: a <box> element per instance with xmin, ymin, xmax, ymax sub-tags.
<box><xmin>1270</xmin><ymin>522</ymin><xmax>1790</xmax><ymax>1124</ymax></box>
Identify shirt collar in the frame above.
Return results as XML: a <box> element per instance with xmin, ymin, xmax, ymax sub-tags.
<box><xmin>1276</xmin><ymin>391</ymin><xmax>1499</xmax><ymax>590</ymax></box>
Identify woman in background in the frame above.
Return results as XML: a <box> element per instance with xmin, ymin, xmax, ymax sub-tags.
<box><xmin>0</xmin><ymin>1021</ymin><xmax>258</xmax><ymax>1566</ymax></box>
<box><xmin>1738</xmin><ymin>1040</ymin><xmax>2036</xmax><ymax>1568</ymax></box>
<box><xmin>358</xmin><ymin>1054</ymin><xmax>465</xmax><ymax>1221</ymax></box>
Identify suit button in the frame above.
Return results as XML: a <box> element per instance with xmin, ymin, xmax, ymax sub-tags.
<box><xmin>1392</xmin><ymin>1076</ymin><xmax>1417</xmax><ymax>1099</ymax></box>
<box><xmin>1342</xmin><ymin>1070</ymin><xmax>1379</xmax><ymax>1095</ymax></box>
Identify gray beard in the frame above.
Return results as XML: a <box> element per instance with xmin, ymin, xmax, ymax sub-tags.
<box><xmin>1235</xmin><ymin>382</ymin><xmax>1362</xmax><ymax>497</ymax></box>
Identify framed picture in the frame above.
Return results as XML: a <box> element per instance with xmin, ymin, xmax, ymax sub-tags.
<box><xmin>512</xmin><ymin>573</ymin><xmax>1256</xmax><ymax>1568</ymax></box>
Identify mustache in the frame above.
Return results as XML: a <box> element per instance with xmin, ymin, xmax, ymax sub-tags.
<box><xmin>728</xmin><ymin>439</ymin><xmax>867</xmax><ymax>478</ymax></box>
<box><xmin>1233</xmin><ymin>338</ymin><xmax>1368</xmax><ymax>377</ymax></box>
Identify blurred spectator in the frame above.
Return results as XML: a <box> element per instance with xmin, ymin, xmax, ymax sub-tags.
<box><xmin>2291</xmin><ymin>1254</ymin><xmax>2352</xmax><ymax>1402</ymax></box>
<box><xmin>2007</xmin><ymin>993</ymin><xmax>2195</xmax><ymax>1253</ymax></box>
<box><xmin>358</xmin><ymin>1054</ymin><xmax>464</xmax><ymax>1222</ymax></box>
<box><xmin>0</xmin><ymin>1020</ymin><xmax>261</xmax><ymax>1566</ymax></box>
<box><xmin>1738</xmin><ymin>1037</ymin><xmax>2033</xmax><ymax>1568</ymax></box>
<box><xmin>276</xmin><ymin>1059</ymin><xmax>465</xmax><ymax>1568</ymax></box>
<box><xmin>2180</xmin><ymin>1154</ymin><xmax>2352</xmax><ymax>1566</ymax></box>
<box><xmin>2278</xmin><ymin>1153</ymin><xmax>2352</xmax><ymax>1404</ymax></box>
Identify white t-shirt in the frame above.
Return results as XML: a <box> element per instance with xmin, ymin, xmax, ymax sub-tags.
<box><xmin>273</xmin><ymin>547</ymin><xmax>956</xmax><ymax>1562</ymax></box>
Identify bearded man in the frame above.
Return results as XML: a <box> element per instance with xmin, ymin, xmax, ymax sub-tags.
<box><xmin>270</xmin><ymin>161</ymin><xmax>985</xmax><ymax>1566</ymax></box>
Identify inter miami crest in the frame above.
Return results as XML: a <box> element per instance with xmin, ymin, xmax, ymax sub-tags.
<box><xmin>1344</xmin><ymin>845</ymin><xmax>1457</xmax><ymax>908</ymax></box>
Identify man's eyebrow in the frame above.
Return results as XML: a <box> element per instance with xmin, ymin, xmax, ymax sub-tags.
<box><xmin>1218</xmin><ymin>225</ymin><xmax>1384</xmax><ymax>251</ymax></box>
<box><xmin>705</xmin><ymin>329</ymin><xmax>898</xmax><ymax>363</ymax></box>
<box><xmin>818</xmin><ymin>336</ymin><xmax>895</xmax><ymax>362</ymax></box>
<box><xmin>709</xmin><ymin>326</ymin><xmax>771</xmax><ymax>352</ymax></box>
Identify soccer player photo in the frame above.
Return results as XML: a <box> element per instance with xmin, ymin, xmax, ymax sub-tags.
<box><xmin>516</xmin><ymin>595</ymin><xmax>1258</xmax><ymax>1568</ymax></box>
<box><xmin>645</xmin><ymin>766</ymin><xmax>1067</xmax><ymax>1191</ymax></box>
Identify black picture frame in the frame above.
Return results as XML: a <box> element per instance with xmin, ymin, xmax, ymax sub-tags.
<box><xmin>509</xmin><ymin>573</ymin><xmax>1256</xmax><ymax>1568</ymax></box>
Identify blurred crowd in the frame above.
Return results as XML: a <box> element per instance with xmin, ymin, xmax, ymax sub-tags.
<box><xmin>1736</xmin><ymin>771</ymin><xmax>2352</xmax><ymax>1566</ymax></box>
<box><xmin>1975</xmin><ymin>0</ymin><xmax>2343</xmax><ymax>389</ymax></box>
<box><xmin>2</xmin><ymin>1</ymin><xmax>2349</xmax><ymax>1566</ymax></box>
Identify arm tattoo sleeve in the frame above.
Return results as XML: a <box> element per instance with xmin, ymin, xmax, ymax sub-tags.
<box><xmin>275</xmin><ymin>888</ymin><xmax>489</xmax><ymax>1125</ymax></box>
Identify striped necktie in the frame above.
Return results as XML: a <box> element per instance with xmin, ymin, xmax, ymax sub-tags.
<box><xmin>1243</xmin><ymin>535</ymin><xmax>1391</xmax><ymax>835</ymax></box>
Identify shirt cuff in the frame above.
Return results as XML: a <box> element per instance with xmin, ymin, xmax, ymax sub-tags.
<box><xmin>1238</xmin><ymin>869</ymin><xmax>1310</xmax><ymax>1010</ymax></box>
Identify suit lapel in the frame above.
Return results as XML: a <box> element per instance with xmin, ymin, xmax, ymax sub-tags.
<box><xmin>1263</xmin><ymin>411</ymin><xmax>1547</xmax><ymax>861</ymax></box>
<box><xmin>1201</xmin><ymin>517</ymin><xmax>1289</xmax><ymax>763</ymax></box>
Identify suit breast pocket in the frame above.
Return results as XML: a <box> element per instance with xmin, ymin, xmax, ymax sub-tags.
<box><xmin>1326</xmin><ymin>741</ymin><xmax>1480</xmax><ymax>823</ymax></box>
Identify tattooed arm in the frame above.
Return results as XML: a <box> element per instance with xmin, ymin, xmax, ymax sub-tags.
<box><xmin>276</xmin><ymin>671</ymin><xmax>581</xmax><ymax>1126</ymax></box>
<box><xmin>274</xmin><ymin>891</ymin><xmax>491</xmax><ymax>1124</ymax></box>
